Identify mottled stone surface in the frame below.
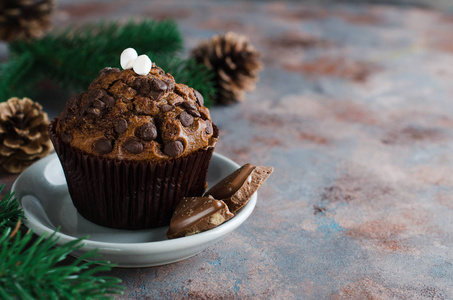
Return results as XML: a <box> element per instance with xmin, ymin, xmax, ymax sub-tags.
<box><xmin>3</xmin><ymin>0</ymin><xmax>453</xmax><ymax>298</ymax></box>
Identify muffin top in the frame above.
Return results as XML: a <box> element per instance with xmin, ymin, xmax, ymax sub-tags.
<box><xmin>55</xmin><ymin>64</ymin><xmax>217</xmax><ymax>161</ymax></box>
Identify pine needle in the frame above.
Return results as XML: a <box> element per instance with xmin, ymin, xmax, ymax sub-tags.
<box><xmin>0</xmin><ymin>185</ymin><xmax>124</xmax><ymax>299</ymax></box>
<box><xmin>0</xmin><ymin>185</ymin><xmax>23</xmax><ymax>230</ymax></box>
<box><xmin>0</xmin><ymin>229</ymin><xmax>124</xmax><ymax>299</ymax></box>
<box><xmin>9</xmin><ymin>219</ymin><xmax>21</xmax><ymax>238</ymax></box>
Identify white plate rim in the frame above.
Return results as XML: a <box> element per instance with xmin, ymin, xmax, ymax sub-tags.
<box><xmin>11</xmin><ymin>152</ymin><xmax>256</xmax><ymax>263</ymax></box>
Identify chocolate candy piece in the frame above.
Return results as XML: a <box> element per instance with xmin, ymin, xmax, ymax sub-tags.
<box><xmin>135</xmin><ymin>123</ymin><xmax>157</xmax><ymax>141</ymax></box>
<box><xmin>164</xmin><ymin>140</ymin><xmax>184</xmax><ymax>157</ymax></box>
<box><xmin>166</xmin><ymin>196</ymin><xmax>234</xmax><ymax>239</ymax></box>
<box><xmin>179</xmin><ymin>111</ymin><xmax>193</xmax><ymax>127</ymax></box>
<box><xmin>206</xmin><ymin>164</ymin><xmax>255</xmax><ymax>200</ymax></box>
<box><xmin>123</xmin><ymin>138</ymin><xmax>144</xmax><ymax>154</ymax></box>
<box><xmin>115</xmin><ymin>118</ymin><xmax>128</xmax><ymax>134</ymax></box>
<box><xmin>194</xmin><ymin>89</ymin><xmax>204</xmax><ymax>107</ymax></box>
<box><xmin>205</xmin><ymin>164</ymin><xmax>274</xmax><ymax>213</ymax></box>
<box><xmin>93</xmin><ymin>138</ymin><xmax>113</xmax><ymax>154</ymax></box>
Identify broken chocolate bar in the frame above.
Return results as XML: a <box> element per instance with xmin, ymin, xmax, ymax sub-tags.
<box><xmin>205</xmin><ymin>164</ymin><xmax>274</xmax><ymax>213</ymax></box>
<box><xmin>166</xmin><ymin>196</ymin><xmax>234</xmax><ymax>239</ymax></box>
<box><xmin>166</xmin><ymin>163</ymin><xmax>274</xmax><ymax>239</ymax></box>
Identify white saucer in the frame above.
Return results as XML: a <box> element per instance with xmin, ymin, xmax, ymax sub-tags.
<box><xmin>12</xmin><ymin>152</ymin><xmax>256</xmax><ymax>267</ymax></box>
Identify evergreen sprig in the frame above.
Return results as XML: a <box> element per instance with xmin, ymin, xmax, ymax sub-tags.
<box><xmin>0</xmin><ymin>19</ymin><xmax>216</xmax><ymax>105</ymax></box>
<box><xmin>0</xmin><ymin>229</ymin><xmax>124</xmax><ymax>299</ymax></box>
<box><xmin>0</xmin><ymin>185</ymin><xmax>23</xmax><ymax>230</ymax></box>
<box><xmin>0</xmin><ymin>186</ymin><xmax>124</xmax><ymax>299</ymax></box>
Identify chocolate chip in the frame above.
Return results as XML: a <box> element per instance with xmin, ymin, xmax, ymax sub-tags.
<box><xmin>161</xmin><ymin>104</ymin><xmax>173</xmax><ymax>112</ymax></box>
<box><xmin>133</xmin><ymin>77</ymin><xmax>151</xmax><ymax>95</ymax></box>
<box><xmin>182</xmin><ymin>102</ymin><xmax>201</xmax><ymax>117</ymax></box>
<box><xmin>61</xmin><ymin>131</ymin><xmax>73</xmax><ymax>143</ymax></box>
<box><xmin>115</xmin><ymin>118</ymin><xmax>128</xmax><ymax>134</ymax></box>
<box><xmin>102</xmin><ymin>95</ymin><xmax>115</xmax><ymax>107</ymax></box>
<box><xmin>87</xmin><ymin>89</ymin><xmax>104</xmax><ymax>100</ymax></box>
<box><xmin>150</xmin><ymin>91</ymin><xmax>165</xmax><ymax>101</ymax></box>
<box><xmin>92</xmin><ymin>99</ymin><xmax>105</xmax><ymax>109</ymax></box>
<box><xmin>93</xmin><ymin>138</ymin><xmax>113</xmax><ymax>154</ymax></box>
<box><xmin>123</xmin><ymin>138</ymin><xmax>144</xmax><ymax>154</ymax></box>
<box><xmin>152</xmin><ymin>79</ymin><xmax>167</xmax><ymax>91</ymax></box>
<box><xmin>135</xmin><ymin>123</ymin><xmax>157</xmax><ymax>141</ymax></box>
<box><xmin>182</xmin><ymin>101</ymin><xmax>195</xmax><ymax>110</ymax></box>
<box><xmin>169</xmin><ymin>95</ymin><xmax>184</xmax><ymax>106</ymax></box>
<box><xmin>205</xmin><ymin>120</ymin><xmax>213</xmax><ymax>134</ymax></box>
<box><xmin>164</xmin><ymin>140</ymin><xmax>184</xmax><ymax>157</ymax></box>
<box><xmin>194</xmin><ymin>90</ymin><xmax>204</xmax><ymax>107</ymax></box>
<box><xmin>188</xmin><ymin>108</ymin><xmax>201</xmax><ymax>118</ymax></box>
<box><xmin>179</xmin><ymin>111</ymin><xmax>193</xmax><ymax>127</ymax></box>
<box><xmin>86</xmin><ymin>107</ymin><xmax>100</xmax><ymax>117</ymax></box>
<box><xmin>163</xmin><ymin>79</ymin><xmax>175</xmax><ymax>91</ymax></box>
<box><xmin>190</xmin><ymin>110</ymin><xmax>201</xmax><ymax>118</ymax></box>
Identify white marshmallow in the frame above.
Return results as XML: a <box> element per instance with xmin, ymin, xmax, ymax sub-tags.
<box><xmin>133</xmin><ymin>54</ymin><xmax>152</xmax><ymax>75</ymax></box>
<box><xmin>120</xmin><ymin>48</ymin><xmax>138</xmax><ymax>70</ymax></box>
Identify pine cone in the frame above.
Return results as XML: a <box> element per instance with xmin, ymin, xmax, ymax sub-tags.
<box><xmin>191</xmin><ymin>32</ymin><xmax>262</xmax><ymax>105</ymax></box>
<box><xmin>0</xmin><ymin>97</ymin><xmax>52</xmax><ymax>174</ymax></box>
<box><xmin>0</xmin><ymin>0</ymin><xmax>55</xmax><ymax>42</ymax></box>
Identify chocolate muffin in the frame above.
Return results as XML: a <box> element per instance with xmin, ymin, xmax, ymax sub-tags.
<box><xmin>49</xmin><ymin>64</ymin><xmax>218</xmax><ymax>229</ymax></box>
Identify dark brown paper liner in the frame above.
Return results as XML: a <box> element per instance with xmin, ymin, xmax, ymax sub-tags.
<box><xmin>49</xmin><ymin>119</ymin><xmax>217</xmax><ymax>230</ymax></box>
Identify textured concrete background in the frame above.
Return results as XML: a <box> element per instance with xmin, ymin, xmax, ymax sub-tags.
<box><xmin>2</xmin><ymin>0</ymin><xmax>453</xmax><ymax>299</ymax></box>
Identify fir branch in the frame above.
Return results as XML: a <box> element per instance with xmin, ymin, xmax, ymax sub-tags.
<box><xmin>0</xmin><ymin>52</ymin><xmax>36</xmax><ymax>101</ymax></box>
<box><xmin>7</xmin><ymin>19</ymin><xmax>184</xmax><ymax>92</ymax></box>
<box><xmin>0</xmin><ymin>18</ymin><xmax>217</xmax><ymax>107</ymax></box>
<box><xmin>0</xmin><ymin>186</ymin><xmax>123</xmax><ymax>299</ymax></box>
<box><xmin>0</xmin><ymin>185</ymin><xmax>23</xmax><ymax>230</ymax></box>
<box><xmin>0</xmin><ymin>229</ymin><xmax>124</xmax><ymax>299</ymax></box>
